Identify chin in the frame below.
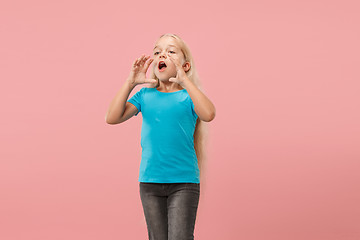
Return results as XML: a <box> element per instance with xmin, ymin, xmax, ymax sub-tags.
<box><xmin>155</xmin><ymin>70</ymin><xmax>176</xmax><ymax>81</ymax></box>
<box><xmin>158</xmin><ymin>78</ymin><xmax>170</xmax><ymax>82</ymax></box>
<box><xmin>156</xmin><ymin>74</ymin><xmax>172</xmax><ymax>82</ymax></box>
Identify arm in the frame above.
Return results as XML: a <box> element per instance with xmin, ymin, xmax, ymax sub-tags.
<box><xmin>165</xmin><ymin>52</ymin><xmax>215</xmax><ymax>122</ymax></box>
<box><xmin>105</xmin><ymin>79</ymin><xmax>138</xmax><ymax>124</ymax></box>
<box><xmin>182</xmin><ymin>77</ymin><xmax>216</xmax><ymax>122</ymax></box>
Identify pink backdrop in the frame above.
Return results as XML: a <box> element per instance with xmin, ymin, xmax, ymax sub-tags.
<box><xmin>1</xmin><ymin>0</ymin><xmax>359</xmax><ymax>239</ymax></box>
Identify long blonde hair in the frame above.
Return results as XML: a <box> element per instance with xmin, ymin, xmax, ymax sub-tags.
<box><xmin>148</xmin><ymin>33</ymin><xmax>208</xmax><ymax>184</ymax></box>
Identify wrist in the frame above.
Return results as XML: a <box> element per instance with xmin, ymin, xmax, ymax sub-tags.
<box><xmin>125</xmin><ymin>78</ymin><xmax>137</xmax><ymax>89</ymax></box>
<box><xmin>181</xmin><ymin>77</ymin><xmax>192</xmax><ymax>89</ymax></box>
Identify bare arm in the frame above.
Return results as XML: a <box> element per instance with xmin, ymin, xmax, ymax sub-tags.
<box><xmin>105</xmin><ymin>54</ymin><xmax>157</xmax><ymax>124</ymax></box>
<box><xmin>165</xmin><ymin>52</ymin><xmax>215</xmax><ymax>122</ymax></box>
<box><xmin>105</xmin><ymin>79</ymin><xmax>138</xmax><ymax>124</ymax></box>
<box><xmin>182</xmin><ymin>77</ymin><xmax>216</xmax><ymax>122</ymax></box>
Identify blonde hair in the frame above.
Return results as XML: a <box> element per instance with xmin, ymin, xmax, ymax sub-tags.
<box><xmin>148</xmin><ymin>33</ymin><xmax>208</xmax><ymax>184</ymax></box>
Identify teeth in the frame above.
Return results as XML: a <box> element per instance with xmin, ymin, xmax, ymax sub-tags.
<box><xmin>159</xmin><ymin>61</ymin><xmax>167</xmax><ymax>69</ymax></box>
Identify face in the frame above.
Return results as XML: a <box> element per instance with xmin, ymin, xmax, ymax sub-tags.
<box><xmin>152</xmin><ymin>36</ymin><xmax>186</xmax><ymax>81</ymax></box>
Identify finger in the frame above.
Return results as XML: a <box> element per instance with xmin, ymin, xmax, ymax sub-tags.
<box><xmin>167</xmin><ymin>53</ymin><xmax>178</xmax><ymax>62</ymax></box>
<box><xmin>140</xmin><ymin>54</ymin><xmax>147</xmax><ymax>63</ymax></box>
<box><xmin>140</xmin><ymin>55</ymin><xmax>150</xmax><ymax>65</ymax></box>
<box><xmin>134</xmin><ymin>59</ymin><xmax>140</xmax><ymax>67</ymax></box>
<box><xmin>137</xmin><ymin>54</ymin><xmax>145</xmax><ymax>64</ymax></box>
<box><xmin>141</xmin><ymin>54</ymin><xmax>149</xmax><ymax>61</ymax></box>
<box><xmin>144</xmin><ymin>58</ymin><xmax>154</xmax><ymax>69</ymax></box>
<box><xmin>135</xmin><ymin>57</ymin><xmax>142</xmax><ymax>66</ymax></box>
<box><xmin>167</xmin><ymin>54</ymin><xmax>181</xmax><ymax>67</ymax></box>
<box><xmin>137</xmin><ymin>55</ymin><xmax>144</xmax><ymax>65</ymax></box>
<box><xmin>167</xmin><ymin>54</ymin><xmax>176</xmax><ymax>66</ymax></box>
<box><xmin>143</xmin><ymin>59</ymin><xmax>153</xmax><ymax>72</ymax></box>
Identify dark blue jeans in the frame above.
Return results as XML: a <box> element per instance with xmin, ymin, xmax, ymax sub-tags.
<box><xmin>139</xmin><ymin>182</ymin><xmax>200</xmax><ymax>240</ymax></box>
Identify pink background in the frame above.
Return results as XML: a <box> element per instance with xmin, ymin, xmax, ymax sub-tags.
<box><xmin>1</xmin><ymin>0</ymin><xmax>359</xmax><ymax>239</ymax></box>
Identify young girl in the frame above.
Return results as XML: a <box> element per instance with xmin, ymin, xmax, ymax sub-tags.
<box><xmin>105</xmin><ymin>33</ymin><xmax>215</xmax><ymax>240</ymax></box>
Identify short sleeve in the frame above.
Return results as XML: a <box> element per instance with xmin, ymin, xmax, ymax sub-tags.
<box><xmin>127</xmin><ymin>87</ymin><xmax>144</xmax><ymax>116</ymax></box>
<box><xmin>190</xmin><ymin>98</ymin><xmax>198</xmax><ymax>120</ymax></box>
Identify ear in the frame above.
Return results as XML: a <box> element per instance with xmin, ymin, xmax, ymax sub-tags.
<box><xmin>182</xmin><ymin>62</ymin><xmax>191</xmax><ymax>72</ymax></box>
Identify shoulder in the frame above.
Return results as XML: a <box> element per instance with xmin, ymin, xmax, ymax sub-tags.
<box><xmin>140</xmin><ymin>86</ymin><xmax>155</xmax><ymax>93</ymax></box>
<box><xmin>134</xmin><ymin>86</ymin><xmax>152</xmax><ymax>96</ymax></box>
<box><xmin>183</xmin><ymin>89</ymin><xmax>193</xmax><ymax>101</ymax></box>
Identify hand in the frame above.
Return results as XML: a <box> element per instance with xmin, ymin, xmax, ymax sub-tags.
<box><xmin>167</xmin><ymin>53</ymin><xmax>189</xmax><ymax>88</ymax></box>
<box><xmin>127</xmin><ymin>54</ymin><xmax>157</xmax><ymax>87</ymax></box>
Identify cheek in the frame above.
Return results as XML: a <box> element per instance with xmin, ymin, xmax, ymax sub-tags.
<box><xmin>172</xmin><ymin>55</ymin><xmax>183</xmax><ymax>63</ymax></box>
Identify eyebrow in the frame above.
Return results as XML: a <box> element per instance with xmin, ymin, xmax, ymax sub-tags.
<box><xmin>153</xmin><ymin>44</ymin><xmax>178</xmax><ymax>50</ymax></box>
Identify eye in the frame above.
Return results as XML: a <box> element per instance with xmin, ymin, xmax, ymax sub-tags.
<box><xmin>153</xmin><ymin>50</ymin><xmax>175</xmax><ymax>55</ymax></box>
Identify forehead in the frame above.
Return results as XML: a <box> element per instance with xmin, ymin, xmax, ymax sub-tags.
<box><xmin>153</xmin><ymin>37</ymin><xmax>180</xmax><ymax>50</ymax></box>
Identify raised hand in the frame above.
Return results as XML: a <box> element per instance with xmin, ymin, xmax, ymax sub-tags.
<box><xmin>167</xmin><ymin>53</ymin><xmax>189</xmax><ymax>88</ymax></box>
<box><xmin>127</xmin><ymin>54</ymin><xmax>157</xmax><ymax>87</ymax></box>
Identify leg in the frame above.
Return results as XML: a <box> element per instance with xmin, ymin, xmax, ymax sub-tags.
<box><xmin>167</xmin><ymin>183</ymin><xmax>200</xmax><ymax>240</ymax></box>
<box><xmin>139</xmin><ymin>182</ymin><xmax>168</xmax><ymax>240</ymax></box>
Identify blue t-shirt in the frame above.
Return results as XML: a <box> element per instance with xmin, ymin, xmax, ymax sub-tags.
<box><xmin>127</xmin><ymin>87</ymin><xmax>200</xmax><ymax>183</ymax></box>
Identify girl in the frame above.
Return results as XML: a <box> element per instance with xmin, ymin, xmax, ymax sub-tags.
<box><xmin>105</xmin><ymin>33</ymin><xmax>216</xmax><ymax>240</ymax></box>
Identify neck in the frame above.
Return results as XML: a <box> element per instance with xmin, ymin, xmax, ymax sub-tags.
<box><xmin>156</xmin><ymin>80</ymin><xmax>183</xmax><ymax>91</ymax></box>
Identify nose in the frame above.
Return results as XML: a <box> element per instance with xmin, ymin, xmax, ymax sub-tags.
<box><xmin>159</xmin><ymin>51</ymin><xmax>167</xmax><ymax>59</ymax></box>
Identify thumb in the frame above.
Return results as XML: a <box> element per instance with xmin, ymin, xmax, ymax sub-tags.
<box><xmin>169</xmin><ymin>77</ymin><xmax>177</xmax><ymax>82</ymax></box>
<box><xmin>145</xmin><ymin>78</ymin><xmax>158</xmax><ymax>83</ymax></box>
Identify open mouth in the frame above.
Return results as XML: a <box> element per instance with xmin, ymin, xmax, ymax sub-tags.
<box><xmin>158</xmin><ymin>61</ymin><xmax>167</xmax><ymax>71</ymax></box>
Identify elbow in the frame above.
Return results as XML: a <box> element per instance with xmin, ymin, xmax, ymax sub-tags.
<box><xmin>105</xmin><ymin>115</ymin><xmax>116</xmax><ymax>125</ymax></box>
<box><xmin>105</xmin><ymin>115</ymin><xmax>123</xmax><ymax>125</ymax></box>
<box><xmin>105</xmin><ymin>116</ymin><xmax>112</xmax><ymax>124</ymax></box>
<box><xmin>208</xmin><ymin>111</ymin><xmax>216</xmax><ymax>122</ymax></box>
<box><xmin>202</xmin><ymin>111</ymin><xmax>216</xmax><ymax>122</ymax></box>
<box><xmin>106</xmin><ymin>119</ymin><xmax>113</xmax><ymax>124</ymax></box>
<box><xmin>205</xmin><ymin>105</ymin><xmax>216</xmax><ymax>122</ymax></box>
<box><xmin>106</xmin><ymin>119</ymin><xmax>120</xmax><ymax>125</ymax></box>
